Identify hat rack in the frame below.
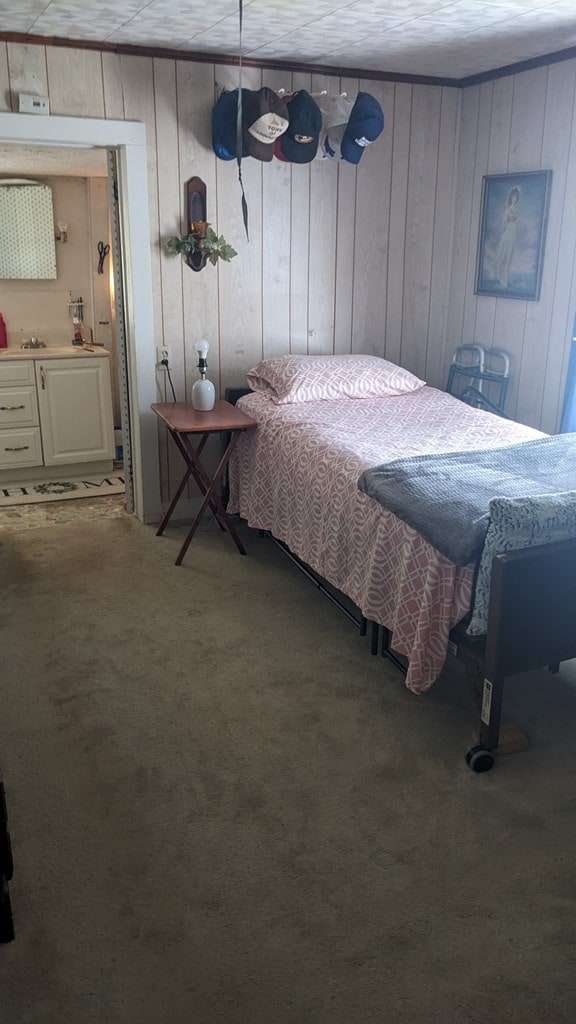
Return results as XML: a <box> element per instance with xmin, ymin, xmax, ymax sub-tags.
<box><xmin>277</xmin><ymin>89</ymin><xmax>349</xmax><ymax>98</ymax></box>
<box><xmin>210</xmin><ymin>85</ymin><xmax>385</xmax><ymax>172</ymax></box>
<box><xmin>215</xmin><ymin>83</ymin><xmax>350</xmax><ymax>100</ymax></box>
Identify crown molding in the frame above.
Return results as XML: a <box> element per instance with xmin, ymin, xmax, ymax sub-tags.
<box><xmin>0</xmin><ymin>31</ymin><xmax>459</xmax><ymax>88</ymax></box>
<box><xmin>458</xmin><ymin>44</ymin><xmax>576</xmax><ymax>87</ymax></box>
<box><xmin>2</xmin><ymin>31</ymin><xmax>576</xmax><ymax>90</ymax></box>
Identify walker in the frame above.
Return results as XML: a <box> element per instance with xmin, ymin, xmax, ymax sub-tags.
<box><xmin>446</xmin><ymin>344</ymin><xmax>510</xmax><ymax>416</ymax></box>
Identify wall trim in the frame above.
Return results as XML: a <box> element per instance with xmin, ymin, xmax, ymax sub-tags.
<box><xmin>0</xmin><ymin>31</ymin><xmax>458</xmax><ymax>88</ymax></box>
<box><xmin>2</xmin><ymin>31</ymin><xmax>576</xmax><ymax>89</ymax></box>
<box><xmin>459</xmin><ymin>45</ymin><xmax>576</xmax><ymax>87</ymax></box>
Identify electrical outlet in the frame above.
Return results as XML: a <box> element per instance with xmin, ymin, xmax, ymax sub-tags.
<box><xmin>156</xmin><ymin>346</ymin><xmax>170</xmax><ymax>366</ymax></box>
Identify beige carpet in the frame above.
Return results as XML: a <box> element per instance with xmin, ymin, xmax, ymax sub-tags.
<box><xmin>0</xmin><ymin>516</ymin><xmax>575</xmax><ymax>1023</ymax></box>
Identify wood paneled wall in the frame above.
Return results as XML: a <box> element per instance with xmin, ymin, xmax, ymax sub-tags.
<box><xmin>447</xmin><ymin>61</ymin><xmax>576</xmax><ymax>433</ymax></box>
<box><xmin>2</xmin><ymin>46</ymin><xmax>576</xmax><ymax>448</ymax></box>
<box><xmin>0</xmin><ymin>41</ymin><xmax>461</xmax><ymax>496</ymax></box>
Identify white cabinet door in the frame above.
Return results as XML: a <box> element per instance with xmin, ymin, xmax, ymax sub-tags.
<box><xmin>35</xmin><ymin>357</ymin><xmax>115</xmax><ymax>466</ymax></box>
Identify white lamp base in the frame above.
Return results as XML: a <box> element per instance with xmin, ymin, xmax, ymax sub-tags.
<box><xmin>191</xmin><ymin>378</ymin><xmax>215</xmax><ymax>411</ymax></box>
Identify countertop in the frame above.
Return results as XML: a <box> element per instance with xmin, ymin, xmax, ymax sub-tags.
<box><xmin>0</xmin><ymin>346</ymin><xmax>110</xmax><ymax>359</ymax></box>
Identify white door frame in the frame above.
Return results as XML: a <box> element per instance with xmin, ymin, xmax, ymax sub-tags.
<box><xmin>0</xmin><ymin>112</ymin><xmax>161</xmax><ymax>524</ymax></box>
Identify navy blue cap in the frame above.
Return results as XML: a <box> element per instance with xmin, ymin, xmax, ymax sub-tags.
<box><xmin>341</xmin><ymin>92</ymin><xmax>384</xmax><ymax>165</ymax></box>
<box><xmin>212</xmin><ymin>88</ymin><xmax>251</xmax><ymax>161</ymax></box>
<box><xmin>278</xmin><ymin>90</ymin><xmax>322</xmax><ymax>163</ymax></box>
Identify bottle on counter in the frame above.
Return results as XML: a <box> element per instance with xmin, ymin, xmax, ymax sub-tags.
<box><xmin>0</xmin><ymin>313</ymin><xmax>7</xmax><ymax>349</ymax></box>
<box><xmin>72</xmin><ymin>316</ymin><xmax>85</xmax><ymax>346</ymax></box>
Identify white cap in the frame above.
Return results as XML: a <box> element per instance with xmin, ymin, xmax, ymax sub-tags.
<box><xmin>314</xmin><ymin>95</ymin><xmax>354</xmax><ymax>161</ymax></box>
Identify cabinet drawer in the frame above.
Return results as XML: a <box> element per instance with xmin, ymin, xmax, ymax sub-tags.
<box><xmin>0</xmin><ymin>427</ymin><xmax>43</xmax><ymax>469</ymax></box>
<box><xmin>0</xmin><ymin>386</ymin><xmax>38</xmax><ymax>427</ymax></box>
<box><xmin>0</xmin><ymin>361</ymin><xmax>35</xmax><ymax>386</ymax></box>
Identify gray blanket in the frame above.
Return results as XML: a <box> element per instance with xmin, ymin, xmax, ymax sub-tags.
<box><xmin>358</xmin><ymin>433</ymin><xmax>576</xmax><ymax>564</ymax></box>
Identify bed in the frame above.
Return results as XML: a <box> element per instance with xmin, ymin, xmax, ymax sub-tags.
<box><xmin>227</xmin><ymin>354</ymin><xmax>576</xmax><ymax>771</ymax></box>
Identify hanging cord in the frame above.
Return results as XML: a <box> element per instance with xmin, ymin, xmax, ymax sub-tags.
<box><xmin>165</xmin><ymin>363</ymin><xmax>177</xmax><ymax>402</ymax></box>
<box><xmin>236</xmin><ymin>0</ymin><xmax>249</xmax><ymax>241</ymax></box>
<box><xmin>160</xmin><ymin>356</ymin><xmax>177</xmax><ymax>401</ymax></box>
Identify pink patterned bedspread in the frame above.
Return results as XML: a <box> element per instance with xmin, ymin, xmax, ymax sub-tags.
<box><xmin>227</xmin><ymin>387</ymin><xmax>542</xmax><ymax>693</ymax></box>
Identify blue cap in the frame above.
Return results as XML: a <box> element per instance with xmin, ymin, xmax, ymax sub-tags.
<box><xmin>341</xmin><ymin>92</ymin><xmax>384</xmax><ymax>165</ymax></box>
<box><xmin>212</xmin><ymin>89</ymin><xmax>251</xmax><ymax>161</ymax></box>
<box><xmin>278</xmin><ymin>90</ymin><xmax>322</xmax><ymax>163</ymax></box>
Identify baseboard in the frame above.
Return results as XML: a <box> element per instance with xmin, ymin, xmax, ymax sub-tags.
<box><xmin>157</xmin><ymin>496</ymin><xmax>203</xmax><ymax>523</ymax></box>
<box><xmin>0</xmin><ymin>460</ymin><xmax>114</xmax><ymax>485</ymax></box>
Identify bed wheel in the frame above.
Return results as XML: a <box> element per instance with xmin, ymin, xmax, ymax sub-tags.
<box><xmin>466</xmin><ymin>745</ymin><xmax>495</xmax><ymax>773</ymax></box>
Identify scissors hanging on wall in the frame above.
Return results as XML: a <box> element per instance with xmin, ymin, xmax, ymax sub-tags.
<box><xmin>97</xmin><ymin>240</ymin><xmax>110</xmax><ymax>274</ymax></box>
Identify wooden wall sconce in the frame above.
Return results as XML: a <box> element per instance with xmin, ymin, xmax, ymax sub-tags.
<box><xmin>186</xmin><ymin>176</ymin><xmax>208</xmax><ymax>272</ymax></box>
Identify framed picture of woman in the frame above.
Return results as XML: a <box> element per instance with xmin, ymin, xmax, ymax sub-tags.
<box><xmin>475</xmin><ymin>170</ymin><xmax>552</xmax><ymax>300</ymax></box>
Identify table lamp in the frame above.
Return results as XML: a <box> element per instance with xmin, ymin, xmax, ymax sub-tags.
<box><xmin>191</xmin><ymin>339</ymin><xmax>215</xmax><ymax>411</ymax></box>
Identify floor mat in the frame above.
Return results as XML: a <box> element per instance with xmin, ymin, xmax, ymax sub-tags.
<box><xmin>0</xmin><ymin>493</ymin><xmax>126</xmax><ymax>530</ymax></box>
<box><xmin>0</xmin><ymin>471</ymin><xmax>125</xmax><ymax>507</ymax></box>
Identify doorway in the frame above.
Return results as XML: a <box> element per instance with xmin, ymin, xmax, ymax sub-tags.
<box><xmin>0</xmin><ymin>152</ymin><xmax>125</xmax><ymax>521</ymax></box>
<box><xmin>0</xmin><ymin>112</ymin><xmax>161</xmax><ymax>524</ymax></box>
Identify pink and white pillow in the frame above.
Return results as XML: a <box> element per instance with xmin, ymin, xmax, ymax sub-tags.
<box><xmin>246</xmin><ymin>354</ymin><xmax>425</xmax><ymax>404</ymax></box>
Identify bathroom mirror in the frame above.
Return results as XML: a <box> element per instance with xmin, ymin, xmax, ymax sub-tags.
<box><xmin>0</xmin><ymin>179</ymin><xmax>57</xmax><ymax>279</ymax></box>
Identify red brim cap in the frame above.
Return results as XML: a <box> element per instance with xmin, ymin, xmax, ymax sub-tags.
<box><xmin>274</xmin><ymin>137</ymin><xmax>289</xmax><ymax>161</ymax></box>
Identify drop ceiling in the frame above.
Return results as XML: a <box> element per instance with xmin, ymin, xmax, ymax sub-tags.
<box><xmin>2</xmin><ymin>0</ymin><xmax>576</xmax><ymax>81</ymax></box>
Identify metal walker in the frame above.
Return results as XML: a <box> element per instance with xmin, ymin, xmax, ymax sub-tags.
<box><xmin>446</xmin><ymin>344</ymin><xmax>510</xmax><ymax>417</ymax></box>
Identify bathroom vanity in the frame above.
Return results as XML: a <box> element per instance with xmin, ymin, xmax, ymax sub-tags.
<box><xmin>0</xmin><ymin>347</ymin><xmax>115</xmax><ymax>483</ymax></box>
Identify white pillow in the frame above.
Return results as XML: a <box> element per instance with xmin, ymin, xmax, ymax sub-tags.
<box><xmin>246</xmin><ymin>354</ymin><xmax>425</xmax><ymax>404</ymax></box>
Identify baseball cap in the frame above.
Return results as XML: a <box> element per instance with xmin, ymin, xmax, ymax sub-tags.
<box><xmin>212</xmin><ymin>88</ymin><xmax>251</xmax><ymax>161</ymax></box>
<box><xmin>277</xmin><ymin>90</ymin><xmax>322</xmax><ymax>163</ymax></box>
<box><xmin>341</xmin><ymin>92</ymin><xmax>384</xmax><ymax>165</ymax></box>
<box><xmin>314</xmin><ymin>94</ymin><xmax>354</xmax><ymax>161</ymax></box>
<box><xmin>243</xmin><ymin>87</ymin><xmax>289</xmax><ymax>162</ymax></box>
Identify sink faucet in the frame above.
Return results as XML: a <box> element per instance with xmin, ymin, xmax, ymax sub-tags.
<box><xmin>21</xmin><ymin>337</ymin><xmax>46</xmax><ymax>349</ymax></box>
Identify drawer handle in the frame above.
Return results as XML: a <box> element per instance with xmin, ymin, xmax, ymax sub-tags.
<box><xmin>0</xmin><ymin>404</ymin><xmax>26</xmax><ymax>411</ymax></box>
<box><xmin>40</xmin><ymin>366</ymin><xmax>46</xmax><ymax>390</ymax></box>
<box><xmin>4</xmin><ymin>446</ymin><xmax>30</xmax><ymax>452</ymax></box>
